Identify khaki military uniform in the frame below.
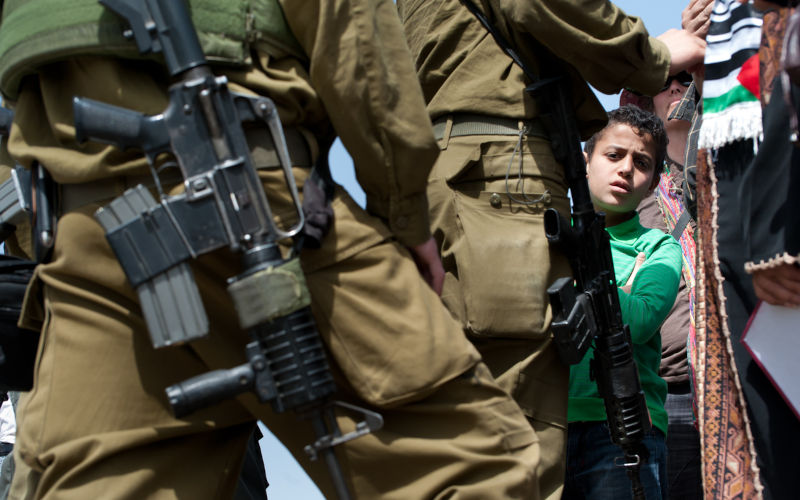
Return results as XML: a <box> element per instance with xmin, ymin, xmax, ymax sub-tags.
<box><xmin>0</xmin><ymin>0</ymin><xmax>544</xmax><ymax>498</ymax></box>
<box><xmin>397</xmin><ymin>1</ymin><xmax>672</xmax><ymax>499</ymax></box>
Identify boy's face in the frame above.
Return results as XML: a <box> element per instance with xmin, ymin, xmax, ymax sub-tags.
<box><xmin>585</xmin><ymin>123</ymin><xmax>659</xmax><ymax>218</ymax></box>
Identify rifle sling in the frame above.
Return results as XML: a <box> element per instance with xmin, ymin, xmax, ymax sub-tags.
<box><xmin>671</xmin><ymin>210</ymin><xmax>691</xmax><ymax>240</ymax></box>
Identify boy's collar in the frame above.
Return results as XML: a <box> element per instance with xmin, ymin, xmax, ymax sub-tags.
<box><xmin>603</xmin><ymin>211</ymin><xmax>639</xmax><ymax>231</ymax></box>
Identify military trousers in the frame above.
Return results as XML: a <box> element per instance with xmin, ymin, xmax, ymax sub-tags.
<box><xmin>6</xmin><ymin>65</ymin><xmax>541</xmax><ymax>499</ymax></box>
<box><xmin>427</xmin><ymin>129</ymin><xmax>573</xmax><ymax>500</ymax></box>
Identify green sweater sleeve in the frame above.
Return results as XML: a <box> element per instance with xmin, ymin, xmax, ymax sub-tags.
<box><xmin>617</xmin><ymin>236</ymin><xmax>682</xmax><ymax>344</ymax></box>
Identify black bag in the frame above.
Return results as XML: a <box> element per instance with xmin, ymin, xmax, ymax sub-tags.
<box><xmin>0</xmin><ymin>254</ymin><xmax>39</xmax><ymax>391</ymax></box>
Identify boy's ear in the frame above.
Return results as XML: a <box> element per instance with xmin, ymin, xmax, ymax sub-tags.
<box><xmin>648</xmin><ymin>168</ymin><xmax>660</xmax><ymax>192</ymax></box>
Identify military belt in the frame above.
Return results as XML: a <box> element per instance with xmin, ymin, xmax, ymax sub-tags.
<box><xmin>432</xmin><ymin>113</ymin><xmax>549</xmax><ymax>142</ymax></box>
<box><xmin>59</xmin><ymin>126</ymin><xmax>312</xmax><ymax>214</ymax></box>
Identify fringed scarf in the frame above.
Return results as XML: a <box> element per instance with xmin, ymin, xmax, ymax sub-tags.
<box><xmin>699</xmin><ymin>0</ymin><xmax>763</xmax><ymax>149</ymax></box>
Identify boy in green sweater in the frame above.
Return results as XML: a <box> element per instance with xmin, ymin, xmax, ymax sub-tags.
<box><xmin>563</xmin><ymin>106</ymin><xmax>682</xmax><ymax>500</ymax></box>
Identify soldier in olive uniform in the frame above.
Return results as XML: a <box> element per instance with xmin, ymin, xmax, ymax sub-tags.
<box><xmin>397</xmin><ymin>1</ymin><xmax>705</xmax><ymax>498</ymax></box>
<box><xmin>0</xmin><ymin>0</ymin><xmax>544</xmax><ymax>497</ymax></box>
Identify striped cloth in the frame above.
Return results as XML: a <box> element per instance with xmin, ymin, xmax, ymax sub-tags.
<box><xmin>655</xmin><ymin>161</ymin><xmax>698</xmax><ymax>427</ymax></box>
<box><xmin>655</xmin><ymin>165</ymin><xmax>696</xmax><ymax>337</ymax></box>
<box><xmin>699</xmin><ymin>0</ymin><xmax>764</xmax><ymax>149</ymax></box>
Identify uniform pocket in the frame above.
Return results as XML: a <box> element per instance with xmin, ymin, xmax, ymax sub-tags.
<box><xmin>470</xmin><ymin>363</ymin><xmax>540</xmax><ymax>453</ymax></box>
<box><xmin>451</xmin><ymin>186</ymin><xmax>569</xmax><ymax>340</ymax></box>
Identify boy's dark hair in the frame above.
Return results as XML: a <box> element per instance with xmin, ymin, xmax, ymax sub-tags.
<box><xmin>584</xmin><ymin>105</ymin><xmax>668</xmax><ymax>184</ymax></box>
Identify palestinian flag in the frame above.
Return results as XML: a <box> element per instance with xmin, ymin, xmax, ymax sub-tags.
<box><xmin>699</xmin><ymin>0</ymin><xmax>763</xmax><ymax>149</ymax></box>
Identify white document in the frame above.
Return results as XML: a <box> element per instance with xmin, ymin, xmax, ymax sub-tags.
<box><xmin>741</xmin><ymin>301</ymin><xmax>800</xmax><ymax>421</ymax></box>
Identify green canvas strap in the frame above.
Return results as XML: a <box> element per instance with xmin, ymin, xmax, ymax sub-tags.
<box><xmin>432</xmin><ymin>113</ymin><xmax>549</xmax><ymax>142</ymax></box>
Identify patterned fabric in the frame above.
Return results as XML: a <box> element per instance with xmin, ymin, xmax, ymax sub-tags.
<box><xmin>694</xmin><ymin>2</ymin><xmax>768</xmax><ymax>498</ymax></box>
<box><xmin>655</xmin><ymin>161</ymin><xmax>697</xmax><ymax>342</ymax></box>
<box><xmin>656</xmin><ymin>160</ymin><xmax>699</xmax><ymax>422</ymax></box>
<box><xmin>699</xmin><ymin>0</ymin><xmax>763</xmax><ymax>149</ymax></box>
<box><xmin>759</xmin><ymin>8</ymin><xmax>790</xmax><ymax>107</ymax></box>
<box><xmin>657</xmin><ymin>163</ymin><xmax>696</xmax><ymax>306</ymax></box>
<box><xmin>695</xmin><ymin>151</ymin><xmax>762</xmax><ymax>500</ymax></box>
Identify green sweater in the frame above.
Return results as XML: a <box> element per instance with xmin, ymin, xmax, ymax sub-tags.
<box><xmin>567</xmin><ymin>214</ymin><xmax>681</xmax><ymax>435</ymax></box>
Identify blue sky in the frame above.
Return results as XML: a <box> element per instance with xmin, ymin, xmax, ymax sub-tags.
<box><xmin>260</xmin><ymin>2</ymin><xmax>690</xmax><ymax>498</ymax></box>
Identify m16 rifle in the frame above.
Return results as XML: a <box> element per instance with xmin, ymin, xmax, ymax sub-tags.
<box><xmin>459</xmin><ymin>2</ymin><xmax>652</xmax><ymax>498</ymax></box>
<box><xmin>71</xmin><ymin>1</ymin><xmax>382</xmax><ymax>498</ymax></box>
<box><xmin>0</xmin><ymin>107</ymin><xmax>56</xmax><ymax>262</ymax></box>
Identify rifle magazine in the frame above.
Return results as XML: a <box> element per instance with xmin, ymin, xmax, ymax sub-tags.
<box><xmin>96</xmin><ymin>185</ymin><xmax>209</xmax><ymax>347</ymax></box>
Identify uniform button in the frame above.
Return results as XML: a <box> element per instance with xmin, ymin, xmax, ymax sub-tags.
<box><xmin>489</xmin><ymin>193</ymin><xmax>502</xmax><ymax>208</ymax></box>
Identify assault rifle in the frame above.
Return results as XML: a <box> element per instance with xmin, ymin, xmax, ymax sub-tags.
<box><xmin>0</xmin><ymin>108</ymin><xmax>56</xmax><ymax>262</ymax></box>
<box><xmin>72</xmin><ymin>1</ymin><xmax>381</xmax><ymax>498</ymax></box>
<box><xmin>459</xmin><ymin>2</ymin><xmax>652</xmax><ymax>498</ymax></box>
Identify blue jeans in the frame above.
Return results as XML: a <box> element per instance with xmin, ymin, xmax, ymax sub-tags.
<box><xmin>664</xmin><ymin>389</ymin><xmax>702</xmax><ymax>500</ymax></box>
<box><xmin>563</xmin><ymin>421</ymin><xmax>667</xmax><ymax>500</ymax></box>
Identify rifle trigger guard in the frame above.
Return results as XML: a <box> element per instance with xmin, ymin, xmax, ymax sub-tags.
<box><xmin>614</xmin><ymin>453</ymin><xmax>641</xmax><ymax>468</ymax></box>
<box><xmin>303</xmin><ymin>401</ymin><xmax>384</xmax><ymax>461</ymax></box>
<box><xmin>235</xmin><ymin>93</ymin><xmax>305</xmax><ymax>241</ymax></box>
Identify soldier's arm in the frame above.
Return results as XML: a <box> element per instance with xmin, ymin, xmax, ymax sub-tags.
<box><xmin>279</xmin><ymin>0</ymin><xmax>439</xmax><ymax>248</ymax></box>
<box><xmin>481</xmin><ymin>0</ymin><xmax>701</xmax><ymax>96</ymax></box>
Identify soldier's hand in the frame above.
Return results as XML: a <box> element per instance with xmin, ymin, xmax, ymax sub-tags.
<box><xmin>407</xmin><ymin>237</ymin><xmax>445</xmax><ymax>296</ymax></box>
<box><xmin>751</xmin><ymin>264</ymin><xmax>800</xmax><ymax>307</ymax></box>
<box><xmin>682</xmin><ymin>0</ymin><xmax>714</xmax><ymax>40</ymax></box>
<box><xmin>621</xmin><ymin>252</ymin><xmax>646</xmax><ymax>294</ymax></box>
<box><xmin>657</xmin><ymin>28</ymin><xmax>707</xmax><ymax>76</ymax></box>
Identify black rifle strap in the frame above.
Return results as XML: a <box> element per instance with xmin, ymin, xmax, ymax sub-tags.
<box><xmin>459</xmin><ymin>0</ymin><xmax>540</xmax><ymax>83</ymax></box>
<box><xmin>458</xmin><ymin>0</ymin><xmax>567</xmax><ymax>163</ymax></box>
<box><xmin>671</xmin><ymin>210</ymin><xmax>691</xmax><ymax>240</ymax></box>
<box><xmin>301</xmin><ymin>138</ymin><xmax>335</xmax><ymax>250</ymax></box>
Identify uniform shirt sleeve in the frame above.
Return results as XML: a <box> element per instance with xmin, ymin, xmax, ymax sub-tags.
<box><xmin>618</xmin><ymin>238</ymin><xmax>682</xmax><ymax>344</ymax></box>
<box><xmin>482</xmin><ymin>0</ymin><xmax>670</xmax><ymax>95</ymax></box>
<box><xmin>279</xmin><ymin>0</ymin><xmax>438</xmax><ymax>246</ymax></box>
